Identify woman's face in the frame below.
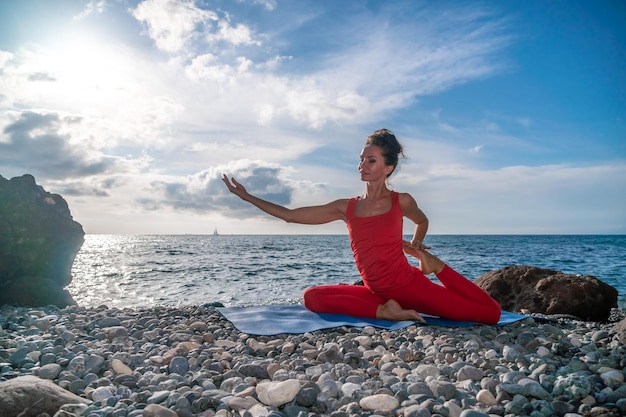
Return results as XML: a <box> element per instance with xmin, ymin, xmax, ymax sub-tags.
<box><xmin>359</xmin><ymin>144</ymin><xmax>393</xmax><ymax>181</ymax></box>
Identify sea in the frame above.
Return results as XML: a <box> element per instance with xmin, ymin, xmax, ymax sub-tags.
<box><xmin>68</xmin><ymin>234</ymin><xmax>626</xmax><ymax>310</ymax></box>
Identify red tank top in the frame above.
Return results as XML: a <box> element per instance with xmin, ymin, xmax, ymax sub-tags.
<box><xmin>346</xmin><ymin>191</ymin><xmax>413</xmax><ymax>292</ymax></box>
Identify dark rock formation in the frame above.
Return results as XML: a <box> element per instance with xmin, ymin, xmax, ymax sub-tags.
<box><xmin>475</xmin><ymin>265</ymin><xmax>618</xmax><ymax>322</ymax></box>
<box><xmin>0</xmin><ymin>375</ymin><xmax>90</xmax><ymax>417</ymax></box>
<box><xmin>0</xmin><ymin>174</ymin><xmax>84</xmax><ymax>307</ymax></box>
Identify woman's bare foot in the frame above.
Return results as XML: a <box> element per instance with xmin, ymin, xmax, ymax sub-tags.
<box><xmin>403</xmin><ymin>242</ymin><xmax>445</xmax><ymax>275</ymax></box>
<box><xmin>376</xmin><ymin>299</ymin><xmax>425</xmax><ymax>322</ymax></box>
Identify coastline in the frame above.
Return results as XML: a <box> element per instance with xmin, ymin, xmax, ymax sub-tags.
<box><xmin>1</xmin><ymin>304</ymin><xmax>625</xmax><ymax>417</ymax></box>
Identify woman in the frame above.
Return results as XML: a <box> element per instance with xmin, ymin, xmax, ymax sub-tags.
<box><xmin>222</xmin><ymin>129</ymin><xmax>501</xmax><ymax>324</ymax></box>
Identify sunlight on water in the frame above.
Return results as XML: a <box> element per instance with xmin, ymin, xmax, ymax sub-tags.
<box><xmin>69</xmin><ymin>234</ymin><xmax>626</xmax><ymax>309</ymax></box>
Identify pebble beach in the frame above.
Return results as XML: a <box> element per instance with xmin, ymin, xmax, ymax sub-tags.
<box><xmin>1</xmin><ymin>304</ymin><xmax>625</xmax><ymax>417</ymax></box>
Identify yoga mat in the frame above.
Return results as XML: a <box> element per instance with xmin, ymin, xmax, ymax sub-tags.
<box><xmin>217</xmin><ymin>304</ymin><xmax>527</xmax><ymax>336</ymax></box>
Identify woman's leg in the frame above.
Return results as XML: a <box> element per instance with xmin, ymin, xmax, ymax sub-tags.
<box><xmin>415</xmin><ymin>248</ymin><xmax>501</xmax><ymax>307</ymax></box>
<box><xmin>303</xmin><ymin>285</ymin><xmax>383</xmax><ymax>317</ymax></box>
<box><xmin>303</xmin><ymin>285</ymin><xmax>423</xmax><ymax>321</ymax></box>
<box><xmin>391</xmin><ymin>277</ymin><xmax>501</xmax><ymax>325</ymax></box>
<box><xmin>401</xmin><ymin>247</ymin><xmax>501</xmax><ymax>323</ymax></box>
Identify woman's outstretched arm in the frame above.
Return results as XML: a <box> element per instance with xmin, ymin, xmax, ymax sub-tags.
<box><xmin>222</xmin><ymin>174</ymin><xmax>348</xmax><ymax>225</ymax></box>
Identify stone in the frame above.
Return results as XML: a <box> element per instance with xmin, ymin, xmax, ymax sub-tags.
<box><xmin>359</xmin><ymin>393</ymin><xmax>399</xmax><ymax>412</ymax></box>
<box><xmin>476</xmin><ymin>388</ymin><xmax>497</xmax><ymax>405</ymax></box>
<box><xmin>599</xmin><ymin>370</ymin><xmax>624</xmax><ymax>388</ymax></box>
<box><xmin>169</xmin><ymin>356</ymin><xmax>190</xmax><ymax>374</ymax></box>
<box><xmin>474</xmin><ymin>265</ymin><xmax>618</xmax><ymax>321</ymax></box>
<box><xmin>404</xmin><ymin>404</ymin><xmax>431</xmax><ymax>417</ymax></box>
<box><xmin>91</xmin><ymin>386</ymin><xmax>113</xmax><ymax>402</ymax></box>
<box><xmin>228</xmin><ymin>396</ymin><xmax>260</xmax><ymax>411</ymax></box>
<box><xmin>0</xmin><ymin>375</ymin><xmax>90</xmax><ymax>417</ymax></box>
<box><xmin>143</xmin><ymin>404</ymin><xmax>179</xmax><ymax>417</ymax></box>
<box><xmin>428</xmin><ymin>379</ymin><xmax>456</xmax><ymax>400</ymax></box>
<box><xmin>614</xmin><ymin>318</ymin><xmax>626</xmax><ymax>344</ymax></box>
<box><xmin>459</xmin><ymin>410</ymin><xmax>490</xmax><ymax>417</ymax></box>
<box><xmin>111</xmin><ymin>358</ymin><xmax>132</xmax><ymax>375</ymax></box>
<box><xmin>0</xmin><ymin>174</ymin><xmax>84</xmax><ymax>307</ymax></box>
<box><xmin>457</xmin><ymin>365</ymin><xmax>484</xmax><ymax>381</ymax></box>
<box><xmin>256</xmin><ymin>379</ymin><xmax>301</xmax><ymax>406</ymax></box>
<box><xmin>38</xmin><ymin>363</ymin><xmax>62</xmax><ymax>379</ymax></box>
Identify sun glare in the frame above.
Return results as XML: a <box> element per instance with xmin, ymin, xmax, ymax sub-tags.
<box><xmin>31</xmin><ymin>32</ymin><xmax>138</xmax><ymax>112</ymax></box>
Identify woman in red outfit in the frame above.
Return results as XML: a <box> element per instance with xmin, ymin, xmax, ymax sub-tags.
<box><xmin>222</xmin><ymin>129</ymin><xmax>501</xmax><ymax>324</ymax></box>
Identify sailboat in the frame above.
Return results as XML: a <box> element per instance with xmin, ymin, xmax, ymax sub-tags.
<box><xmin>213</xmin><ymin>227</ymin><xmax>219</xmax><ymax>236</ymax></box>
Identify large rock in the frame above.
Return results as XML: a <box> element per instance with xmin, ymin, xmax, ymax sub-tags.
<box><xmin>0</xmin><ymin>375</ymin><xmax>90</xmax><ymax>417</ymax></box>
<box><xmin>0</xmin><ymin>174</ymin><xmax>84</xmax><ymax>307</ymax></box>
<box><xmin>475</xmin><ymin>265</ymin><xmax>618</xmax><ymax>322</ymax></box>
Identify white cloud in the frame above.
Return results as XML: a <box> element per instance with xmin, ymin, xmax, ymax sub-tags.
<box><xmin>207</xmin><ymin>19</ymin><xmax>261</xmax><ymax>46</ymax></box>
<box><xmin>132</xmin><ymin>0</ymin><xmax>218</xmax><ymax>53</ymax></box>
<box><xmin>74</xmin><ymin>0</ymin><xmax>107</xmax><ymax>20</ymax></box>
<box><xmin>246</xmin><ymin>0</ymin><xmax>277</xmax><ymax>11</ymax></box>
<box><xmin>0</xmin><ymin>50</ymin><xmax>13</xmax><ymax>68</ymax></box>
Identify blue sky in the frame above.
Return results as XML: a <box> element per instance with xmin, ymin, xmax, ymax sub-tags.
<box><xmin>0</xmin><ymin>0</ymin><xmax>624</xmax><ymax>235</ymax></box>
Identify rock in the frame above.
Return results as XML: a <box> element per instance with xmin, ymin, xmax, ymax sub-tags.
<box><xmin>256</xmin><ymin>379</ymin><xmax>301</xmax><ymax>406</ymax></box>
<box><xmin>143</xmin><ymin>404</ymin><xmax>179</xmax><ymax>417</ymax></box>
<box><xmin>359</xmin><ymin>393</ymin><xmax>399</xmax><ymax>412</ymax></box>
<box><xmin>475</xmin><ymin>265</ymin><xmax>618</xmax><ymax>321</ymax></box>
<box><xmin>111</xmin><ymin>358</ymin><xmax>132</xmax><ymax>375</ymax></box>
<box><xmin>460</xmin><ymin>410</ymin><xmax>490</xmax><ymax>417</ymax></box>
<box><xmin>168</xmin><ymin>356</ymin><xmax>189</xmax><ymax>374</ymax></box>
<box><xmin>476</xmin><ymin>388</ymin><xmax>497</xmax><ymax>405</ymax></box>
<box><xmin>457</xmin><ymin>365</ymin><xmax>484</xmax><ymax>382</ymax></box>
<box><xmin>0</xmin><ymin>375</ymin><xmax>90</xmax><ymax>417</ymax></box>
<box><xmin>0</xmin><ymin>174</ymin><xmax>84</xmax><ymax>308</ymax></box>
<box><xmin>614</xmin><ymin>318</ymin><xmax>626</xmax><ymax>344</ymax></box>
<box><xmin>38</xmin><ymin>363</ymin><xmax>62</xmax><ymax>379</ymax></box>
<box><xmin>91</xmin><ymin>386</ymin><xmax>113</xmax><ymax>402</ymax></box>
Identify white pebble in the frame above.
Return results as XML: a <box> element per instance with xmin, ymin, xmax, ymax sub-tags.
<box><xmin>256</xmin><ymin>379</ymin><xmax>301</xmax><ymax>406</ymax></box>
<box><xmin>359</xmin><ymin>393</ymin><xmax>399</xmax><ymax>412</ymax></box>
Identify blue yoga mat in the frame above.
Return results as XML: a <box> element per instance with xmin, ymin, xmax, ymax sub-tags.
<box><xmin>218</xmin><ymin>304</ymin><xmax>527</xmax><ymax>336</ymax></box>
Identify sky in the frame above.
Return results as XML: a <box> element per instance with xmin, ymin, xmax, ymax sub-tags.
<box><xmin>0</xmin><ymin>0</ymin><xmax>624</xmax><ymax>235</ymax></box>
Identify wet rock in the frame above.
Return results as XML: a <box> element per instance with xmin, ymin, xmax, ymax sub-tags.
<box><xmin>0</xmin><ymin>174</ymin><xmax>84</xmax><ymax>308</ymax></box>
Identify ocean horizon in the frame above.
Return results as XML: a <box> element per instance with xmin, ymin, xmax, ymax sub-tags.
<box><xmin>69</xmin><ymin>234</ymin><xmax>626</xmax><ymax>311</ymax></box>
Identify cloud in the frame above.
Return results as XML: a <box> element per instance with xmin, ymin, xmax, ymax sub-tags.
<box><xmin>0</xmin><ymin>111</ymin><xmax>127</xmax><ymax>180</ymax></box>
<box><xmin>132</xmin><ymin>0</ymin><xmax>219</xmax><ymax>53</ymax></box>
<box><xmin>207</xmin><ymin>19</ymin><xmax>261</xmax><ymax>46</ymax></box>
<box><xmin>27</xmin><ymin>72</ymin><xmax>56</xmax><ymax>82</ymax></box>
<box><xmin>139</xmin><ymin>160</ymin><xmax>296</xmax><ymax>216</ymax></box>
<box><xmin>129</xmin><ymin>1</ymin><xmax>513</xmax><ymax>131</ymax></box>
<box><xmin>247</xmin><ymin>0</ymin><xmax>277</xmax><ymax>11</ymax></box>
<box><xmin>0</xmin><ymin>51</ymin><xmax>13</xmax><ymax>68</ymax></box>
<box><xmin>74</xmin><ymin>0</ymin><xmax>107</xmax><ymax>20</ymax></box>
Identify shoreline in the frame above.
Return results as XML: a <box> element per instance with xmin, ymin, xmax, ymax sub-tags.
<box><xmin>1</xmin><ymin>304</ymin><xmax>625</xmax><ymax>417</ymax></box>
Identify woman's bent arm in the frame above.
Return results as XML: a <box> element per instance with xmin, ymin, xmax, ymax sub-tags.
<box><xmin>399</xmin><ymin>192</ymin><xmax>429</xmax><ymax>248</ymax></box>
<box><xmin>222</xmin><ymin>174</ymin><xmax>348</xmax><ymax>224</ymax></box>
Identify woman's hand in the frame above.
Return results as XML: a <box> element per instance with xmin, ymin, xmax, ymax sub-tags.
<box><xmin>405</xmin><ymin>239</ymin><xmax>431</xmax><ymax>251</ymax></box>
<box><xmin>222</xmin><ymin>174</ymin><xmax>250</xmax><ymax>201</ymax></box>
<box><xmin>402</xmin><ymin>240</ymin><xmax>420</xmax><ymax>257</ymax></box>
<box><xmin>403</xmin><ymin>240</ymin><xmax>431</xmax><ymax>259</ymax></box>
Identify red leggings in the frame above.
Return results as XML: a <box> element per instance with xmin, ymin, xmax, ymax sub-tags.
<box><xmin>303</xmin><ymin>265</ymin><xmax>501</xmax><ymax>325</ymax></box>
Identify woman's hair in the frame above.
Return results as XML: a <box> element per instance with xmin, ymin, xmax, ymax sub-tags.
<box><xmin>365</xmin><ymin>128</ymin><xmax>405</xmax><ymax>177</ymax></box>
